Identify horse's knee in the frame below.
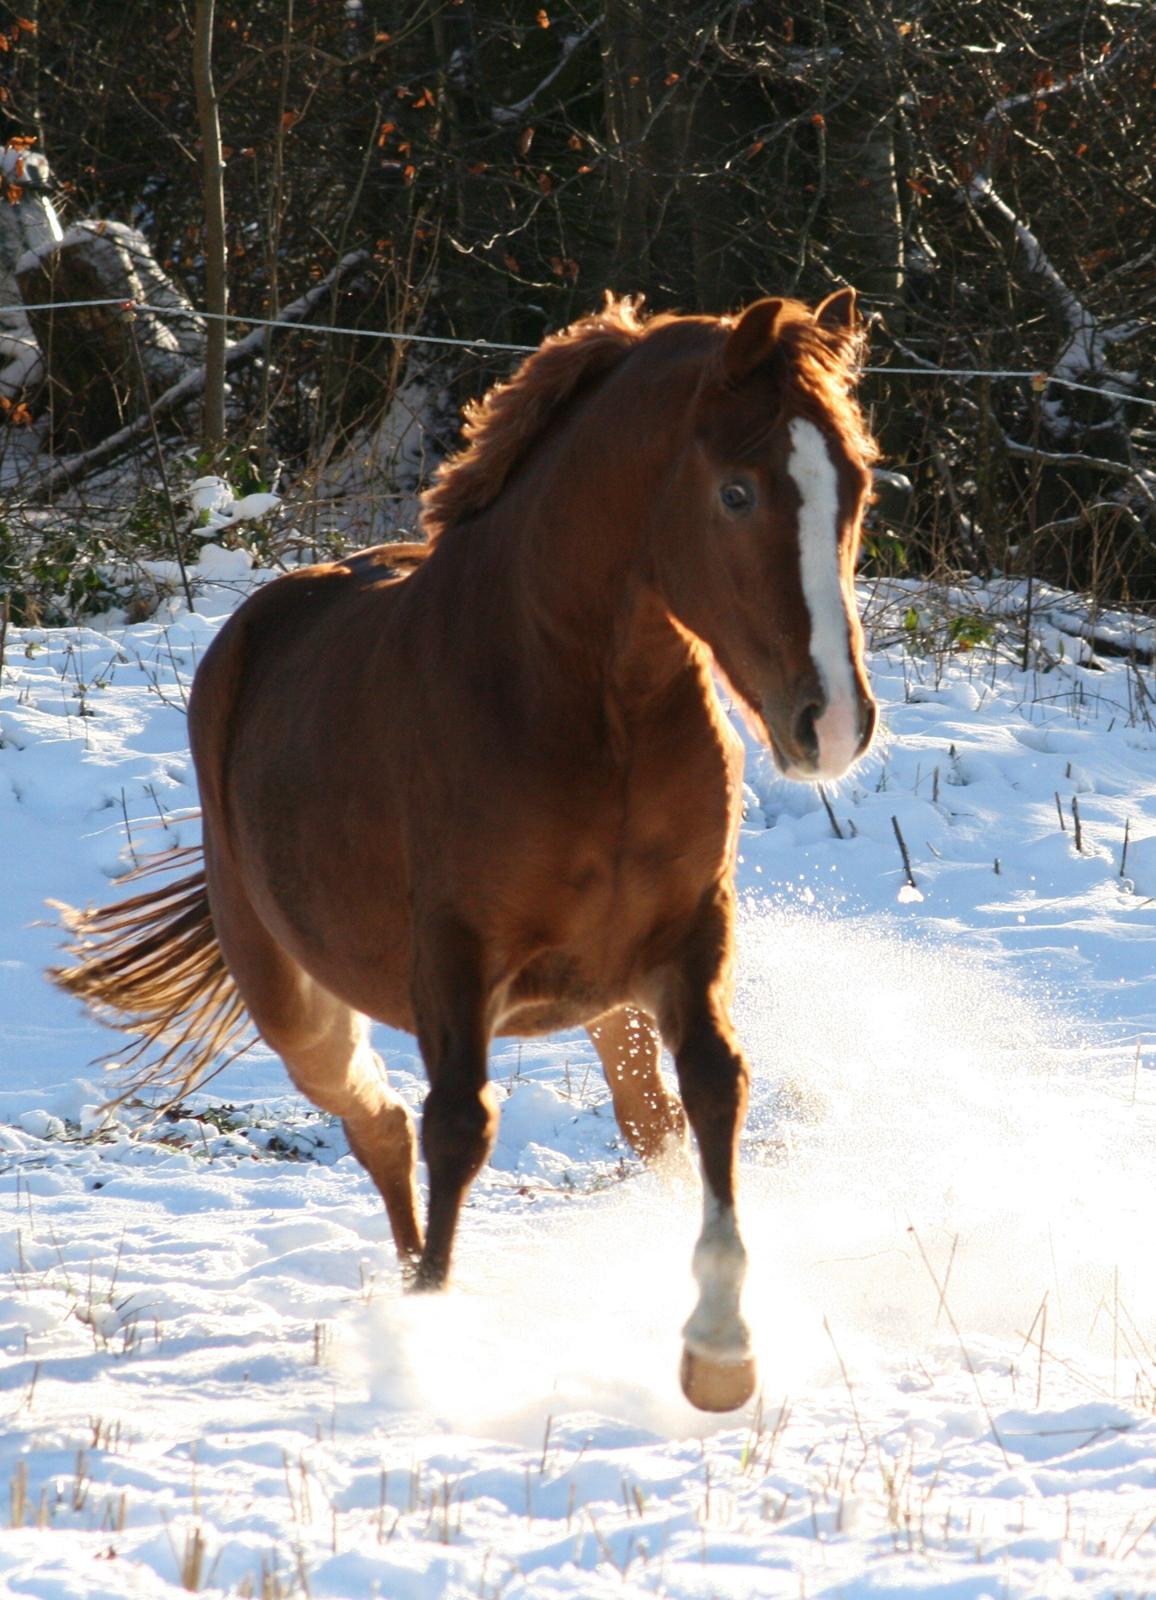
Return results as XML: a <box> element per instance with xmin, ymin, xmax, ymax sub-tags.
<box><xmin>376</xmin><ymin>1094</ymin><xmax>417</xmax><ymax>1145</ymax></box>
<box><xmin>614</xmin><ymin>1086</ymin><xmax>689</xmax><ymax>1165</ymax></box>
<box><xmin>422</xmin><ymin>1080</ymin><xmax>499</xmax><ymax>1179</ymax></box>
<box><xmin>345</xmin><ymin>1075</ymin><xmax>417</xmax><ymax>1152</ymax></box>
<box><xmin>676</xmin><ymin>1023</ymin><xmax>749</xmax><ymax>1127</ymax></box>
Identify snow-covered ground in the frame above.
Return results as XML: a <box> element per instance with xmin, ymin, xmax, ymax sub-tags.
<box><xmin>3</xmin><ymin>550</ymin><xmax>1156</xmax><ymax>1598</ymax></box>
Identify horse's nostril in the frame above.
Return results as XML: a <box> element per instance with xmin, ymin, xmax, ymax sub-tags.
<box><xmin>793</xmin><ymin>701</ymin><xmax>821</xmax><ymax>761</ymax></box>
<box><xmin>858</xmin><ymin>697</ymin><xmax>878</xmax><ymax>752</ymax></box>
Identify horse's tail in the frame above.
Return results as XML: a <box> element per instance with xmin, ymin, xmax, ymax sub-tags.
<box><xmin>50</xmin><ymin>846</ymin><xmax>251</xmax><ymax>1105</ymax></box>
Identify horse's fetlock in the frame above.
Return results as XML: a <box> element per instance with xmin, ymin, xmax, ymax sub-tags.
<box><xmin>682</xmin><ymin>1302</ymin><xmax>752</xmax><ymax>1361</ymax></box>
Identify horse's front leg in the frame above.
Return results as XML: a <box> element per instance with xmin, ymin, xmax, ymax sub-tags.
<box><xmin>410</xmin><ymin>915</ymin><xmax>500</xmax><ymax>1292</ymax></box>
<box><xmin>655</xmin><ymin>896</ymin><xmax>757</xmax><ymax>1413</ymax></box>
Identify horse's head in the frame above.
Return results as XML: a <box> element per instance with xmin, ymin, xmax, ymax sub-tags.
<box><xmin>652</xmin><ymin>290</ymin><xmax>877</xmax><ymax>782</ymax></box>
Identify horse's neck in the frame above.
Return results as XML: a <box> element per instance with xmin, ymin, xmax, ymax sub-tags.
<box><xmin>604</xmin><ymin>588</ymin><xmax>731</xmax><ymax>766</ymax></box>
<box><xmin>522</xmin><ymin>526</ymin><xmax>723</xmax><ymax>762</ymax></box>
<box><xmin>439</xmin><ymin>347</ymin><xmax>717</xmax><ymax>750</ymax></box>
<box><xmin>509</xmin><ymin>376</ymin><xmax>681</xmax><ymax>653</ymax></box>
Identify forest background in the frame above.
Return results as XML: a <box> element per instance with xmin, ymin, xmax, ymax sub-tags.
<box><xmin>0</xmin><ymin>0</ymin><xmax>1154</xmax><ymax>620</ymax></box>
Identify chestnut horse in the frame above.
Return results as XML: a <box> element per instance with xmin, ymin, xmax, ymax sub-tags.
<box><xmin>54</xmin><ymin>290</ymin><xmax>877</xmax><ymax>1412</ymax></box>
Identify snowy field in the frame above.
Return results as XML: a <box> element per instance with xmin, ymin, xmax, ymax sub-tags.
<box><xmin>3</xmin><ymin>548</ymin><xmax>1156</xmax><ymax>1599</ymax></box>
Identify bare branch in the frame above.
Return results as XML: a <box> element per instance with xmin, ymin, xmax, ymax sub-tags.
<box><xmin>491</xmin><ymin>20</ymin><xmax>602</xmax><ymax>126</ymax></box>
<box><xmin>19</xmin><ymin>252</ymin><xmax>370</xmax><ymax>500</ymax></box>
<box><xmin>1000</xmin><ymin>433</ymin><xmax>1155</xmax><ymax>500</ymax></box>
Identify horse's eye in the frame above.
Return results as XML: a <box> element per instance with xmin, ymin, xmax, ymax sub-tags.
<box><xmin>719</xmin><ymin>478</ymin><xmax>755</xmax><ymax>514</ymax></box>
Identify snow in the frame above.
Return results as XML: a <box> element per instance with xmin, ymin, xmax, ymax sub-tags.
<box><xmin>294</xmin><ymin>374</ymin><xmax>441</xmax><ymax>549</ymax></box>
<box><xmin>0</xmin><ymin>145</ymin><xmax>62</xmax><ymax>398</ymax></box>
<box><xmin>190</xmin><ymin>479</ymin><xmax>281</xmax><ymax>533</ymax></box>
<box><xmin>3</xmin><ymin>556</ymin><xmax>1156</xmax><ymax>1597</ymax></box>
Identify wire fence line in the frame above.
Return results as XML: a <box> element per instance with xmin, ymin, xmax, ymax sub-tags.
<box><xmin>6</xmin><ymin>293</ymin><xmax>1156</xmax><ymax>409</ymax></box>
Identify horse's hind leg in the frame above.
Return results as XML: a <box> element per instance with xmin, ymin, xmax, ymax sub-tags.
<box><xmin>207</xmin><ymin>873</ymin><xmax>422</xmax><ymax>1265</ymax></box>
<box><xmin>586</xmin><ymin>1006</ymin><xmax>688</xmax><ymax>1163</ymax></box>
<box><xmin>274</xmin><ymin>1009</ymin><xmax>424</xmax><ymax>1267</ymax></box>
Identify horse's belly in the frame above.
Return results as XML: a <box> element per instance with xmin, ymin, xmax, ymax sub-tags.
<box><xmin>495</xmin><ymin>999</ymin><xmax>608</xmax><ymax>1037</ymax></box>
<box><xmin>499</xmin><ymin>948</ymin><xmax>620</xmax><ymax>1036</ymax></box>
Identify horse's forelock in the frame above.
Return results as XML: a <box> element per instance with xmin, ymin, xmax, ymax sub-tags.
<box><xmin>775</xmin><ymin>315</ymin><xmax>877</xmax><ymax>465</ymax></box>
<box><xmin>708</xmin><ymin>301</ymin><xmax>876</xmax><ymax>466</ymax></box>
<box><xmin>420</xmin><ymin>296</ymin><xmax>647</xmax><ymax>543</ymax></box>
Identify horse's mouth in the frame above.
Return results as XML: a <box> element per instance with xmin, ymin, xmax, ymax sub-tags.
<box><xmin>766</xmin><ymin>728</ymin><xmax>819</xmax><ymax>781</ymax></box>
<box><xmin>760</xmin><ymin>695</ymin><xmax>876</xmax><ymax>783</ymax></box>
<box><xmin>759</xmin><ymin>711</ymin><xmax>814</xmax><ymax>780</ymax></box>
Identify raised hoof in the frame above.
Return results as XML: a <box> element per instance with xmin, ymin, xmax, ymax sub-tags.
<box><xmin>679</xmin><ymin>1346</ymin><xmax>758</xmax><ymax>1413</ymax></box>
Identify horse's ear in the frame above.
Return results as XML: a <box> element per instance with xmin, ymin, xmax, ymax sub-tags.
<box><xmin>814</xmin><ymin>287</ymin><xmax>858</xmax><ymax>341</ymax></box>
<box><xmin>723</xmin><ymin>298</ymin><xmax>785</xmax><ymax>385</ymax></box>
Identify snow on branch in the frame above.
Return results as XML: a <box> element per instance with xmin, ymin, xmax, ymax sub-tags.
<box><xmin>964</xmin><ymin>22</ymin><xmax>1155</xmax><ymax>449</ymax></box>
<box><xmin>967</xmin><ymin>169</ymin><xmax>1146</xmax><ymax>454</ymax></box>
<box><xmin>968</xmin><ymin>174</ymin><xmax>1100</xmax><ymax>380</ymax></box>
<box><xmin>491</xmin><ymin>20</ymin><xmax>601</xmax><ymax>125</ymax></box>
<box><xmin>979</xmin><ymin>29</ymin><xmax>1148</xmax><ymax>138</ymax></box>
<box><xmin>999</xmin><ymin>431</ymin><xmax>1156</xmax><ymax>501</ymax></box>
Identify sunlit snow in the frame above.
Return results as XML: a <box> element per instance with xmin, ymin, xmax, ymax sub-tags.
<box><xmin>3</xmin><ymin>551</ymin><xmax>1156</xmax><ymax>1597</ymax></box>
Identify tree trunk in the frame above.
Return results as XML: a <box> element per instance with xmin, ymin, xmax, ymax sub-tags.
<box><xmin>823</xmin><ymin>7</ymin><xmax>906</xmax><ymax>327</ymax></box>
<box><xmin>602</xmin><ymin>0</ymin><xmax>658</xmax><ymax>286</ymax></box>
<box><xmin>193</xmin><ymin>0</ymin><xmax>227</xmax><ymax>461</ymax></box>
<box><xmin>17</xmin><ymin>222</ymin><xmax>205</xmax><ymax>450</ymax></box>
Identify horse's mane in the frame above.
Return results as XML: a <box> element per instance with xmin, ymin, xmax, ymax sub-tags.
<box><xmin>420</xmin><ymin>293</ymin><xmax>874</xmax><ymax>544</ymax></box>
<box><xmin>420</xmin><ymin>295</ymin><xmax>648</xmax><ymax>545</ymax></box>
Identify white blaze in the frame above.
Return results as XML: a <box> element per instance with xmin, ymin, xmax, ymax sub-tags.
<box><xmin>787</xmin><ymin>416</ymin><xmax>860</xmax><ymax>778</ymax></box>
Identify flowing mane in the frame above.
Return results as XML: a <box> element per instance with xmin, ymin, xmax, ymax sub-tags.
<box><xmin>420</xmin><ymin>295</ymin><xmax>648</xmax><ymax>545</ymax></box>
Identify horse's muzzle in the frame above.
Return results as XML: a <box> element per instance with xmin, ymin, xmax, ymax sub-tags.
<box><xmin>766</xmin><ymin>682</ymin><xmax>876</xmax><ymax>781</ymax></box>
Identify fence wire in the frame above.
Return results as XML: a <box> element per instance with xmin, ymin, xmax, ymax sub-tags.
<box><xmin>9</xmin><ymin>294</ymin><xmax>1156</xmax><ymax>409</ymax></box>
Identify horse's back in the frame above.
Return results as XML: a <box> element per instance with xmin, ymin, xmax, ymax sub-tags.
<box><xmin>191</xmin><ymin>541</ymin><xmax>426</xmax><ymax>745</ymax></box>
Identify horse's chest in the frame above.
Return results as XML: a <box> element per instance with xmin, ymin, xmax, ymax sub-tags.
<box><xmin>609</xmin><ymin>800</ymin><xmax>731</xmax><ymax>934</ymax></box>
<box><xmin>503</xmin><ymin>753</ymin><xmax>737</xmax><ymax>1022</ymax></box>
